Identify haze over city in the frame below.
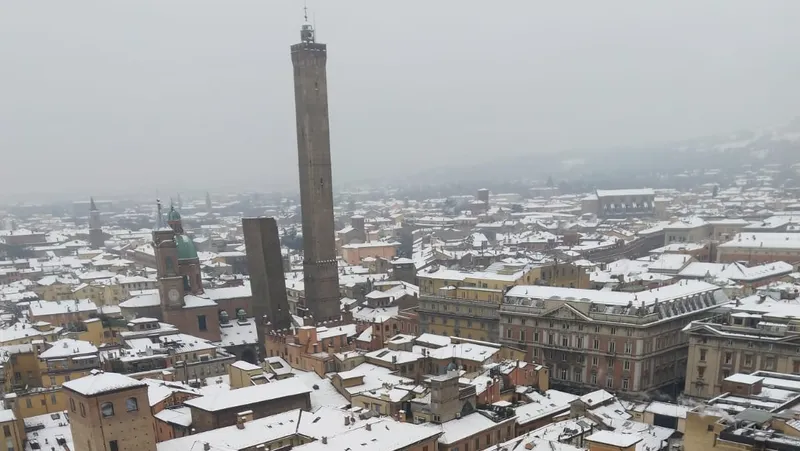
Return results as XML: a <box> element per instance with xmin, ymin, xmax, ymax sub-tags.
<box><xmin>4</xmin><ymin>2</ymin><xmax>800</xmax><ymax>451</ymax></box>
<box><xmin>2</xmin><ymin>0</ymin><xmax>800</xmax><ymax>201</ymax></box>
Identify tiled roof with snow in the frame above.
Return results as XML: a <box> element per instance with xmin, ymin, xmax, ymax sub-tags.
<box><xmin>63</xmin><ymin>371</ymin><xmax>146</xmax><ymax>396</ymax></box>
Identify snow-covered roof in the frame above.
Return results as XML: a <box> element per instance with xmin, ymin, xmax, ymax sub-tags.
<box><xmin>184</xmin><ymin>377</ymin><xmax>311</xmax><ymax>412</ymax></box>
<box><xmin>38</xmin><ymin>339</ymin><xmax>98</xmax><ymax>359</ymax></box>
<box><xmin>506</xmin><ymin>279</ymin><xmax>722</xmax><ymax>308</ymax></box>
<box><xmin>586</xmin><ymin>430</ymin><xmax>642</xmax><ymax>448</ymax></box>
<box><xmin>435</xmin><ymin>411</ymin><xmax>509</xmax><ymax>445</ymax></box>
<box><xmin>63</xmin><ymin>371</ymin><xmax>146</xmax><ymax>396</ymax></box>
<box><xmin>29</xmin><ymin>299</ymin><xmax>97</xmax><ymax>316</ymax></box>
<box><xmin>596</xmin><ymin>189</ymin><xmax>655</xmax><ymax>198</ymax></box>
<box><xmin>154</xmin><ymin>406</ymin><xmax>192</xmax><ymax>427</ymax></box>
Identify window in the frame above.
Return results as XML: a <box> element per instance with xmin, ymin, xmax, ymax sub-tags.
<box><xmin>3</xmin><ymin>426</ymin><xmax>10</xmax><ymax>437</ymax></box>
<box><xmin>593</xmin><ymin>339</ymin><xmax>599</xmax><ymax>350</ymax></box>
<box><xmin>548</xmin><ymin>334</ymin><xmax>554</xmax><ymax>345</ymax></box>
<box><xmin>70</xmin><ymin>398</ymin><xmax>76</xmax><ymax>412</ymax></box>
<box><xmin>561</xmin><ymin>336</ymin><xmax>569</xmax><ymax>347</ymax></box>
<box><xmin>623</xmin><ymin>360</ymin><xmax>631</xmax><ymax>371</ymax></box>
<box><xmin>560</xmin><ymin>368</ymin><xmax>568</xmax><ymax>379</ymax></box>
<box><xmin>506</xmin><ymin>329</ymin><xmax>512</xmax><ymax>339</ymax></box>
<box><xmin>707</xmin><ymin>425</ymin><xmax>714</xmax><ymax>432</ymax></box>
<box><xmin>197</xmin><ymin>315</ymin><xmax>207</xmax><ymax>331</ymax></box>
<box><xmin>610</xmin><ymin>327</ymin><xmax>616</xmax><ymax>335</ymax></box>
<box><xmin>594</xmin><ymin>325</ymin><xmax>600</xmax><ymax>333</ymax></box>
<box><xmin>25</xmin><ymin>399</ymin><xmax>32</xmax><ymax>409</ymax></box>
<box><xmin>80</xmin><ymin>403</ymin><xmax>86</xmax><ymax>417</ymax></box>
<box><xmin>608</xmin><ymin>341</ymin><xmax>616</xmax><ymax>353</ymax></box>
<box><xmin>520</xmin><ymin>330</ymin><xmax>525</xmax><ymax>341</ymax></box>
<box><xmin>622</xmin><ymin>378</ymin><xmax>629</xmax><ymax>390</ymax></box>
<box><xmin>699</xmin><ymin>349</ymin><xmax>707</xmax><ymax>362</ymax></box>
<box><xmin>109</xmin><ymin>440</ymin><xmax>119</xmax><ymax>451</ymax></box>
<box><xmin>698</xmin><ymin>367</ymin><xmax>705</xmax><ymax>378</ymax></box>
<box><xmin>51</xmin><ymin>394</ymin><xmax>57</xmax><ymax>405</ymax></box>
<box><xmin>606</xmin><ymin>377</ymin><xmax>614</xmax><ymax>388</ymax></box>
<box><xmin>591</xmin><ymin>373</ymin><xmax>597</xmax><ymax>384</ymax></box>
<box><xmin>765</xmin><ymin>357</ymin><xmax>775</xmax><ymax>370</ymax></box>
<box><xmin>534</xmin><ymin>332</ymin><xmax>539</xmax><ymax>342</ymax></box>
<box><xmin>722</xmin><ymin>369</ymin><xmax>731</xmax><ymax>379</ymax></box>
<box><xmin>101</xmin><ymin>402</ymin><xmax>114</xmax><ymax>418</ymax></box>
<box><xmin>724</xmin><ymin>352</ymin><xmax>732</xmax><ymax>364</ymax></box>
<box><xmin>577</xmin><ymin>337</ymin><xmax>584</xmax><ymax>348</ymax></box>
<box><xmin>49</xmin><ymin>376</ymin><xmax>56</xmax><ymax>385</ymax></box>
<box><xmin>624</xmin><ymin>342</ymin><xmax>632</xmax><ymax>354</ymax></box>
<box><xmin>126</xmin><ymin>397</ymin><xmax>138</xmax><ymax>412</ymax></box>
<box><xmin>592</xmin><ymin>356</ymin><xmax>598</xmax><ymax>366</ymax></box>
<box><xmin>574</xmin><ymin>370</ymin><xmax>582</xmax><ymax>382</ymax></box>
<box><xmin>745</xmin><ymin>355</ymin><xmax>754</xmax><ymax>367</ymax></box>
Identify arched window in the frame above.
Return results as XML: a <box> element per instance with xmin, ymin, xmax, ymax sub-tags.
<box><xmin>69</xmin><ymin>398</ymin><xmax>76</xmax><ymax>412</ymax></box>
<box><xmin>126</xmin><ymin>397</ymin><xmax>138</xmax><ymax>412</ymax></box>
<box><xmin>101</xmin><ymin>402</ymin><xmax>114</xmax><ymax>418</ymax></box>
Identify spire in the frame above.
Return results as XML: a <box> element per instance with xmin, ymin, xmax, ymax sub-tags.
<box><xmin>155</xmin><ymin>199</ymin><xmax>167</xmax><ymax>230</ymax></box>
<box><xmin>89</xmin><ymin>197</ymin><xmax>97</xmax><ymax>212</ymax></box>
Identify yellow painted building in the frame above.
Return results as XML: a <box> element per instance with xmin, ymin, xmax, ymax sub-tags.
<box><xmin>6</xmin><ymin>386</ymin><xmax>68</xmax><ymax>419</ymax></box>
<box><xmin>227</xmin><ymin>361</ymin><xmax>268</xmax><ymax>389</ymax></box>
<box><xmin>0</xmin><ymin>344</ymin><xmax>42</xmax><ymax>392</ymax></box>
<box><xmin>33</xmin><ymin>281</ymin><xmax>78</xmax><ymax>301</ymax></box>
<box><xmin>0</xmin><ymin>410</ymin><xmax>24</xmax><ymax>451</ymax></box>
<box><xmin>71</xmin><ymin>276</ymin><xmax>156</xmax><ymax>306</ymax></box>
<box><xmin>0</xmin><ymin>322</ymin><xmax>61</xmax><ymax>346</ymax></box>
<box><xmin>38</xmin><ymin>338</ymin><xmax>100</xmax><ymax>388</ymax></box>
<box><xmin>418</xmin><ymin>262</ymin><xmax>541</xmax><ymax>341</ymax></box>
<box><xmin>77</xmin><ymin>317</ymin><xmax>123</xmax><ymax>346</ymax></box>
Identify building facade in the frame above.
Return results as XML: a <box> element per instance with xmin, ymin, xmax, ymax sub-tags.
<box><xmin>63</xmin><ymin>372</ymin><xmax>157</xmax><ymax>451</ymax></box>
<box><xmin>683</xmin><ymin>297</ymin><xmax>800</xmax><ymax>399</ymax></box>
<box><xmin>499</xmin><ymin>281</ymin><xmax>728</xmax><ymax>394</ymax></box>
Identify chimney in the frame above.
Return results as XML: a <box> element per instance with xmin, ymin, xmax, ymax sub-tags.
<box><xmin>322</xmin><ymin>437</ymin><xmax>328</xmax><ymax>444</ymax></box>
<box><xmin>366</xmin><ymin>422</ymin><xmax>372</xmax><ymax>431</ymax></box>
<box><xmin>398</xmin><ymin>410</ymin><xmax>406</xmax><ymax>423</ymax></box>
<box><xmin>236</xmin><ymin>410</ymin><xmax>253</xmax><ymax>429</ymax></box>
<box><xmin>204</xmin><ymin>443</ymin><xmax>211</xmax><ymax>451</ymax></box>
<box><xmin>345</xmin><ymin>416</ymin><xmax>350</xmax><ymax>426</ymax></box>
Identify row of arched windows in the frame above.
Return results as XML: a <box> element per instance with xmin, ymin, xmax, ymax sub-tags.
<box><xmin>69</xmin><ymin>397</ymin><xmax>138</xmax><ymax>418</ymax></box>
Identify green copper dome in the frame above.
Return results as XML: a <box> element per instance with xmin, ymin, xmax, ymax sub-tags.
<box><xmin>168</xmin><ymin>206</ymin><xmax>182</xmax><ymax>222</ymax></box>
<box><xmin>175</xmin><ymin>234</ymin><xmax>198</xmax><ymax>260</ymax></box>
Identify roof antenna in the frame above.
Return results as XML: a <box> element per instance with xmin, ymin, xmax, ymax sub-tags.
<box><xmin>303</xmin><ymin>1</ymin><xmax>308</xmax><ymax>22</ymax></box>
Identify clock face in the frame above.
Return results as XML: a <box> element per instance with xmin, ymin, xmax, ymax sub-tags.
<box><xmin>168</xmin><ymin>289</ymin><xmax>180</xmax><ymax>302</ymax></box>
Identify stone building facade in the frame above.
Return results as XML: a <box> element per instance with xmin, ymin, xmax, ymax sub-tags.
<box><xmin>499</xmin><ymin>280</ymin><xmax>728</xmax><ymax>395</ymax></box>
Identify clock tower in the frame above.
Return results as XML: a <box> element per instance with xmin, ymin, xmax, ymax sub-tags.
<box><xmin>153</xmin><ymin>201</ymin><xmax>185</xmax><ymax>310</ymax></box>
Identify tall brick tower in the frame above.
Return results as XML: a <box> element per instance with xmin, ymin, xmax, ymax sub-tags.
<box><xmin>291</xmin><ymin>15</ymin><xmax>341</xmax><ymax>322</ymax></box>
<box><xmin>88</xmin><ymin>197</ymin><xmax>104</xmax><ymax>249</ymax></box>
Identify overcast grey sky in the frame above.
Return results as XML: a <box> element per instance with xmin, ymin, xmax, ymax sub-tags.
<box><xmin>1</xmin><ymin>1</ymin><xmax>799</xmax><ymax>201</ymax></box>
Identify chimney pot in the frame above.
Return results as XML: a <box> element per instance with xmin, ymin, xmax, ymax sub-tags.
<box><xmin>366</xmin><ymin>423</ymin><xmax>372</xmax><ymax>431</ymax></box>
